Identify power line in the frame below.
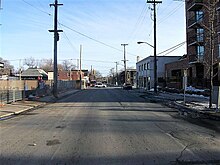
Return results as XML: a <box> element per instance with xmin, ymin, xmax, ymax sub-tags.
<box><xmin>58</xmin><ymin>22</ymin><xmax>78</xmax><ymax>53</ymax></box>
<box><xmin>163</xmin><ymin>42</ymin><xmax>186</xmax><ymax>56</ymax></box>
<box><xmin>21</xmin><ymin>0</ymin><xmax>51</xmax><ymax>16</ymax></box>
<box><xmin>158</xmin><ymin>3</ymin><xmax>184</xmax><ymax>24</ymax></box>
<box><xmin>19</xmin><ymin>0</ymin><xmax>139</xmax><ymax>58</ymax></box>
<box><xmin>126</xmin><ymin>3</ymin><xmax>150</xmax><ymax>44</ymax></box>
<box><xmin>59</xmin><ymin>22</ymin><xmax>137</xmax><ymax>57</ymax></box>
<box><xmin>157</xmin><ymin>41</ymin><xmax>186</xmax><ymax>55</ymax></box>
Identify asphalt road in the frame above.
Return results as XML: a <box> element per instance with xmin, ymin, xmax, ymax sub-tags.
<box><xmin>0</xmin><ymin>88</ymin><xmax>220</xmax><ymax>165</ymax></box>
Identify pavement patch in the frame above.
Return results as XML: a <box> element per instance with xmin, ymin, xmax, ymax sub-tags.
<box><xmin>46</xmin><ymin>139</ymin><xmax>61</xmax><ymax>146</ymax></box>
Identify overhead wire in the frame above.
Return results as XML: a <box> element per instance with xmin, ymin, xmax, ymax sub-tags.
<box><xmin>20</xmin><ymin>0</ymin><xmax>139</xmax><ymax>58</ymax></box>
<box><xmin>158</xmin><ymin>3</ymin><xmax>184</xmax><ymax>24</ymax></box>
<box><xmin>19</xmin><ymin>1</ymin><xmax>186</xmax><ymax>68</ymax></box>
<box><xmin>126</xmin><ymin>3</ymin><xmax>149</xmax><ymax>44</ymax></box>
<box><xmin>157</xmin><ymin>41</ymin><xmax>186</xmax><ymax>56</ymax></box>
<box><xmin>58</xmin><ymin>22</ymin><xmax>78</xmax><ymax>53</ymax></box>
<box><xmin>21</xmin><ymin>0</ymin><xmax>51</xmax><ymax>16</ymax></box>
<box><xmin>163</xmin><ymin>43</ymin><xmax>186</xmax><ymax>56</ymax></box>
<box><xmin>59</xmin><ymin>22</ymin><xmax>138</xmax><ymax>57</ymax></box>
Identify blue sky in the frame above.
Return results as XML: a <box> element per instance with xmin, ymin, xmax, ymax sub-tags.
<box><xmin>0</xmin><ymin>0</ymin><xmax>186</xmax><ymax>76</ymax></box>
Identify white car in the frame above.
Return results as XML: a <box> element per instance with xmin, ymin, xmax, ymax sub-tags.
<box><xmin>95</xmin><ymin>82</ymin><xmax>106</xmax><ymax>88</ymax></box>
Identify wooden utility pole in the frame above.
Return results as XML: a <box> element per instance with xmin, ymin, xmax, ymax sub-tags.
<box><xmin>121</xmin><ymin>44</ymin><xmax>128</xmax><ymax>84</ymax></box>
<box><xmin>208</xmin><ymin>0</ymin><xmax>217</xmax><ymax>108</ymax></box>
<box><xmin>49</xmin><ymin>0</ymin><xmax>63</xmax><ymax>98</ymax></box>
<box><xmin>147</xmin><ymin>0</ymin><xmax>162</xmax><ymax>93</ymax></box>
<box><xmin>115</xmin><ymin>62</ymin><xmax>118</xmax><ymax>86</ymax></box>
<box><xmin>80</xmin><ymin>45</ymin><xmax>82</xmax><ymax>89</ymax></box>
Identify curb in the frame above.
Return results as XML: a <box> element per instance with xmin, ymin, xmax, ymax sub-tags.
<box><xmin>169</xmin><ymin>101</ymin><xmax>220</xmax><ymax>121</ymax></box>
<box><xmin>0</xmin><ymin>104</ymin><xmax>45</xmax><ymax>120</ymax></box>
<box><xmin>140</xmin><ymin>92</ymin><xmax>220</xmax><ymax>121</ymax></box>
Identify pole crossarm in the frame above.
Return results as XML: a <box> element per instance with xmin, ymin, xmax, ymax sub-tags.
<box><xmin>147</xmin><ymin>1</ymin><xmax>162</xmax><ymax>3</ymax></box>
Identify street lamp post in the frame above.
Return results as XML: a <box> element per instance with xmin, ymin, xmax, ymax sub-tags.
<box><xmin>137</xmin><ymin>41</ymin><xmax>157</xmax><ymax>93</ymax></box>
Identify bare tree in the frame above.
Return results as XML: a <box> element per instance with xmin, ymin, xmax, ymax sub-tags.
<box><xmin>39</xmin><ymin>59</ymin><xmax>53</xmax><ymax>72</ymax></box>
<box><xmin>94</xmin><ymin>70</ymin><xmax>102</xmax><ymax>78</ymax></box>
<box><xmin>24</xmin><ymin>57</ymin><xmax>37</xmax><ymax>68</ymax></box>
<box><xmin>0</xmin><ymin>57</ymin><xmax>14</xmax><ymax>70</ymax></box>
<box><xmin>109</xmin><ymin>68</ymin><xmax>115</xmax><ymax>77</ymax></box>
<box><xmin>62</xmin><ymin>60</ymin><xmax>76</xmax><ymax>71</ymax></box>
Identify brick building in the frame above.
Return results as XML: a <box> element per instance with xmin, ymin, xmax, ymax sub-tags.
<box><xmin>166</xmin><ymin>0</ymin><xmax>220</xmax><ymax>89</ymax></box>
<box><xmin>48</xmin><ymin>70</ymin><xmax>88</xmax><ymax>81</ymax></box>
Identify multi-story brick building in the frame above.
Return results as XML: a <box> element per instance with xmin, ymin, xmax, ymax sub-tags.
<box><xmin>166</xmin><ymin>0</ymin><xmax>220</xmax><ymax>89</ymax></box>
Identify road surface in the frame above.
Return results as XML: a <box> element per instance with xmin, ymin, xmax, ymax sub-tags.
<box><xmin>1</xmin><ymin>88</ymin><xmax>220</xmax><ymax>164</ymax></box>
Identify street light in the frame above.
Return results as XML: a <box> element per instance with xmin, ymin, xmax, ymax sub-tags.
<box><xmin>137</xmin><ymin>41</ymin><xmax>154</xmax><ymax>48</ymax></box>
<box><xmin>137</xmin><ymin>41</ymin><xmax>157</xmax><ymax>94</ymax></box>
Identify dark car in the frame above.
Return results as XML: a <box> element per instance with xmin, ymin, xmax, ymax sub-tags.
<box><xmin>123</xmin><ymin>83</ymin><xmax>132</xmax><ymax>90</ymax></box>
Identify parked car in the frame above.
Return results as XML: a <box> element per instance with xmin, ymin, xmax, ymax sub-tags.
<box><xmin>95</xmin><ymin>82</ymin><xmax>106</xmax><ymax>88</ymax></box>
<box><xmin>123</xmin><ymin>83</ymin><xmax>132</xmax><ymax>90</ymax></box>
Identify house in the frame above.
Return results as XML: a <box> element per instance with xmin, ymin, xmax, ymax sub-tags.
<box><xmin>0</xmin><ymin>62</ymin><xmax>4</xmax><ymax>68</ymax></box>
<box><xmin>21</xmin><ymin>68</ymin><xmax>48</xmax><ymax>80</ymax></box>
<box><xmin>136</xmin><ymin>56</ymin><xmax>180</xmax><ymax>90</ymax></box>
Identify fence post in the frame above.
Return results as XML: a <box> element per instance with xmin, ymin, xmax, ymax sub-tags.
<box><xmin>23</xmin><ymin>80</ymin><xmax>26</xmax><ymax>101</ymax></box>
<box><xmin>7</xmin><ymin>78</ymin><xmax>9</xmax><ymax>103</ymax></box>
<box><xmin>0</xmin><ymin>93</ymin><xmax>3</xmax><ymax>107</ymax></box>
<box><xmin>13</xmin><ymin>89</ymin><xmax>15</xmax><ymax>102</ymax></box>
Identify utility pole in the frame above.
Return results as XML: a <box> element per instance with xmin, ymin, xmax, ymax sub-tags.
<box><xmin>0</xmin><ymin>0</ymin><xmax>3</xmax><ymax>26</ymax></box>
<box><xmin>80</xmin><ymin>45</ymin><xmax>82</xmax><ymax>89</ymax></box>
<box><xmin>49</xmin><ymin>0</ymin><xmax>63</xmax><ymax>98</ymax></box>
<box><xmin>208</xmin><ymin>0</ymin><xmax>217</xmax><ymax>108</ymax></box>
<box><xmin>115</xmin><ymin>62</ymin><xmax>118</xmax><ymax>86</ymax></box>
<box><xmin>147</xmin><ymin>0</ymin><xmax>162</xmax><ymax>94</ymax></box>
<box><xmin>19</xmin><ymin>59</ymin><xmax>22</xmax><ymax>80</ymax></box>
<box><xmin>121</xmin><ymin>44</ymin><xmax>128</xmax><ymax>84</ymax></box>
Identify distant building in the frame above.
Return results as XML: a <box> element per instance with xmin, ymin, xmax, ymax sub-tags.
<box><xmin>136</xmin><ymin>56</ymin><xmax>180</xmax><ymax>90</ymax></box>
<box><xmin>165</xmin><ymin>55</ymin><xmax>189</xmax><ymax>89</ymax></box>
<box><xmin>48</xmin><ymin>69</ymin><xmax>89</xmax><ymax>81</ymax></box>
<box><xmin>119</xmin><ymin>69</ymin><xmax>136</xmax><ymax>86</ymax></box>
<box><xmin>21</xmin><ymin>68</ymin><xmax>48</xmax><ymax>80</ymax></box>
<box><xmin>0</xmin><ymin>62</ymin><xmax>4</xmax><ymax>68</ymax></box>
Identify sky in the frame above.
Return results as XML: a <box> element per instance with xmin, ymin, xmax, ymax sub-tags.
<box><xmin>0</xmin><ymin>0</ymin><xmax>186</xmax><ymax>76</ymax></box>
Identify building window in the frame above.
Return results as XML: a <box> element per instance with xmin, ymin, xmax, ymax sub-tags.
<box><xmin>195</xmin><ymin>11</ymin><xmax>203</xmax><ymax>22</ymax></box>
<box><xmin>147</xmin><ymin>62</ymin><xmax>150</xmax><ymax>70</ymax></box>
<box><xmin>219</xmin><ymin>44</ymin><xmax>220</xmax><ymax>57</ymax></box>
<box><xmin>144</xmin><ymin>63</ymin><xmax>146</xmax><ymax>70</ymax></box>
<box><xmin>196</xmin><ymin>28</ymin><xmax>204</xmax><ymax>42</ymax></box>
<box><xmin>197</xmin><ymin>45</ymin><xmax>204</xmax><ymax>58</ymax></box>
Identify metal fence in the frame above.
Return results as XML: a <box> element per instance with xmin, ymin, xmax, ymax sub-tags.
<box><xmin>0</xmin><ymin>79</ymin><xmax>78</xmax><ymax>104</ymax></box>
<box><xmin>0</xmin><ymin>90</ymin><xmax>23</xmax><ymax>105</ymax></box>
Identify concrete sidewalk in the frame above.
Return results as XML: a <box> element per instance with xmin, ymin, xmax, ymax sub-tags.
<box><xmin>0</xmin><ymin>89</ymin><xmax>80</xmax><ymax>120</ymax></box>
<box><xmin>137</xmin><ymin>90</ymin><xmax>220</xmax><ymax>120</ymax></box>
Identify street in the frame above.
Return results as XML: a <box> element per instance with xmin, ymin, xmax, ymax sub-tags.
<box><xmin>0</xmin><ymin>88</ymin><xmax>220</xmax><ymax>165</ymax></box>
